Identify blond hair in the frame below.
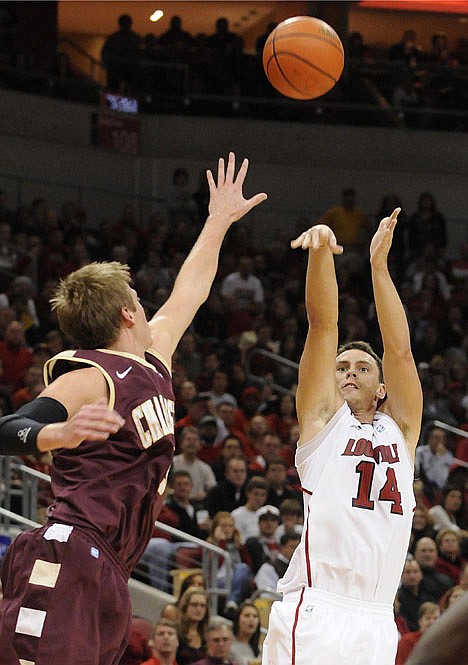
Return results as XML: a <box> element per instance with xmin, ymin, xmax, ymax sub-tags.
<box><xmin>50</xmin><ymin>262</ymin><xmax>134</xmax><ymax>348</ymax></box>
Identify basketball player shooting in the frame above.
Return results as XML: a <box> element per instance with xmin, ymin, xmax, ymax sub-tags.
<box><xmin>0</xmin><ymin>153</ymin><xmax>267</xmax><ymax>665</ymax></box>
<box><xmin>261</xmin><ymin>208</ymin><xmax>422</xmax><ymax>665</ymax></box>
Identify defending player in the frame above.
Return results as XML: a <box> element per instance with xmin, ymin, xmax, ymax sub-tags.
<box><xmin>0</xmin><ymin>153</ymin><xmax>267</xmax><ymax>665</ymax></box>
<box><xmin>262</xmin><ymin>209</ymin><xmax>422</xmax><ymax>665</ymax></box>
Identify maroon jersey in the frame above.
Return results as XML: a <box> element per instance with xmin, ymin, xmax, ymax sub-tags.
<box><xmin>44</xmin><ymin>348</ymin><xmax>175</xmax><ymax>573</ymax></box>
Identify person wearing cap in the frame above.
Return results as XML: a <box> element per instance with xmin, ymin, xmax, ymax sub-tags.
<box><xmin>245</xmin><ymin>505</ymin><xmax>281</xmax><ymax>574</ymax></box>
<box><xmin>197</xmin><ymin>414</ymin><xmax>222</xmax><ymax>464</ymax></box>
<box><xmin>172</xmin><ymin>426</ymin><xmax>217</xmax><ymax>507</ymax></box>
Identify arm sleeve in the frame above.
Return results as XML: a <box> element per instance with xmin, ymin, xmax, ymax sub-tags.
<box><xmin>0</xmin><ymin>397</ymin><xmax>68</xmax><ymax>456</ymax></box>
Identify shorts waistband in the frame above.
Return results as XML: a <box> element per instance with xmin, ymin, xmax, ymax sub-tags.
<box><xmin>283</xmin><ymin>587</ymin><xmax>393</xmax><ymax>617</ymax></box>
<box><xmin>46</xmin><ymin>521</ymin><xmax>129</xmax><ymax>579</ymax></box>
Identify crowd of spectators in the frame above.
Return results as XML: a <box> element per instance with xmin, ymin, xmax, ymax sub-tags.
<box><xmin>2</xmin><ymin>8</ymin><xmax>468</xmax><ymax>129</ymax></box>
<box><xmin>0</xmin><ymin>161</ymin><xmax>468</xmax><ymax>664</ymax></box>
<box><xmin>98</xmin><ymin>16</ymin><xmax>468</xmax><ymax>128</ymax></box>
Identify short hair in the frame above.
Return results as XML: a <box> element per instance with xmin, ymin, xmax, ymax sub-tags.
<box><xmin>246</xmin><ymin>476</ymin><xmax>268</xmax><ymax>493</ymax></box>
<box><xmin>265</xmin><ymin>457</ymin><xmax>287</xmax><ymax>472</ymax></box>
<box><xmin>169</xmin><ymin>469</ymin><xmax>192</xmax><ymax>485</ymax></box>
<box><xmin>435</xmin><ymin>527</ymin><xmax>461</xmax><ymax>547</ymax></box>
<box><xmin>225</xmin><ymin>456</ymin><xmax>247</xmax><ymax>472</ymax></box>
<box><xmin>279</xmin><ymin>498</ymin><xmax>302</xmax><ymax>517</ymax></box>
<box><xmin>50</xmin><ymin>262</ymin><xmax>134</xmax><ymax>349</ymax></box>
<box><xmin>206</xmin><ymin>619</ymin><xmax>233</xmax><ymax>637</ymax></box>
<box><xmin>337</xmin><ymin>340</ymin><xmax>383</xmax><ymax>382</ymax></box>
<box><xmin>153</xmin><ymin>618</ymin><xmax>178</xmax><ymax>634</ymax></box>
<box><xmin>280</xmin><ymin>532</ymin><xmax>301</xmax><ymax>547</ymax></box>
<box><xmin>418</xmin><ymin>601</ymin><xmax>439</xmax><ymax>619</ymax></box>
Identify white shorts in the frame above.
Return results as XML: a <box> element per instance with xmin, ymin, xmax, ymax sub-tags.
<box><xmin>262</xmin><ymin>587</ymin><xmax>398</xmax><ymax>665</ymax></box>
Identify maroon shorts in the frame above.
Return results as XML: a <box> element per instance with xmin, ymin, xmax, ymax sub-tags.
<box><xmin>0</xmin><ymin>522</ymin><xmax>131</xmax><ymax>665</ymax></box>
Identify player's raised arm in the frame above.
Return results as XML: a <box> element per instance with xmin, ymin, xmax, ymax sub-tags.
<box><xmin>370</xmin><ymin>207</ymin><xmax>422</xmax><ymax>454</ymax></box>
<box><xmin>291</xmin><ymin>224</ymin><xmax>343</xmax><ymax>444</ymax></box>
<box><xmin>149</xmin><ymin>152</ymin><xmax>267</xmax><ymax>364</ymax></box>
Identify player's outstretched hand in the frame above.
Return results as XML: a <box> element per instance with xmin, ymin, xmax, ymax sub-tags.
<box><xmin>291</xmin><ymin>224</ymin><xmax>343</xmax><ymax>254</ymax></box>
<box><xmin>42</xmin><ymin>398</ymin><xmax>125</xmax><ymax>450</ymax></box>
<box><xmin>370</xmin><ymin>207</ymin><xmax>399</xmax><ymax>268</ymax></box>
<box><xmin>207</xmin><ymin>152</ymin><xmax>267</xmax><ymax>225</ymax></box>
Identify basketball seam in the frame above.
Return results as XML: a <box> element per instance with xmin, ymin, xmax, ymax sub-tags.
<box><xmin>269</xmin><ymin>32</ymin><xmax>344</xmax><ymax>57</ymax></box>
<box><xmin>269</xmin><ymin>30</ymin><xmax>342</xmax><ymax>97</ymax></box>
<box><xmin>266</xmin><ymin>51</ymin><xmax>338</xmax><ymax>87</ymax></box>
<box><xmin>271</xmin><ymin>32</ymin><xmax>314</xmax><ymax>96</ymax></box>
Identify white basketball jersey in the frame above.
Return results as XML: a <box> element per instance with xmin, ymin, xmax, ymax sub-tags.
<box><xmin>278</xmin><ymin>403</ymin><xmax>415</xmax><ymax>604</ymax></box>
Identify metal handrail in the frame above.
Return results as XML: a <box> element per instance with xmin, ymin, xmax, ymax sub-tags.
<box><xmin>245</xmin><ymin>347</ymin><xmax>297</xmax><ymax>395</ymax></box>
<box><xmin>0</xmin><ymin>460</ymin><xmax>232</xmax><ymax>614</ymax></box>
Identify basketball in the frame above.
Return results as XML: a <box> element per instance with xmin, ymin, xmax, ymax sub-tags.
<box><xmin>262</xmin><ymin>16</ymin><xmax>345</xmax><ymax>100</ymax></box>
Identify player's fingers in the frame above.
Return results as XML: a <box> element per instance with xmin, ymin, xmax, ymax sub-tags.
<box><xmin>390</xmin><ymin>207</ymin><xmax>401</xmax><ymax>221</ymax></box>
<box><xmin>234</xmin><ymin>157</ymin><xmax>249</xmax><ymax>187</ymax></box>
<box><xmin>217</xmin><ymin>157</ymin><xmax>225</xmax><ymax>186</ymax></box>
<box><xmin>244</xmin><ymin>192</ymin><xmax>267</xmax><ymax>210</ymax></box>
<box><xmin>225</xmin><ymin>151</ymin><xmax>236</xmax><ymax>182</ymax></box>
<box><xmin>206</xmin><ymin>169</ymin><xmax>216</xmax><ymax>197</ymax></box>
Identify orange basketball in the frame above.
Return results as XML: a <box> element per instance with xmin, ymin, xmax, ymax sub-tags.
<box><xmin>262</xmin><ymin>16</ymin><xmax>344</xmax><ymax>100</ymax></box>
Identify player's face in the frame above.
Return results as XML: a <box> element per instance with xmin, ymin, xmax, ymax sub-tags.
<box><xmin>130</xmin><ymin>288</ymin><xmax>152</xmax><ymax>349</ymax></box>
<box><xmin>336</xmin><ymin>349</ymin><xmax>385</xmax><ymax>409</ymax></box>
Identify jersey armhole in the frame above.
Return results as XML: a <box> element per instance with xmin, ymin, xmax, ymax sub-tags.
<box><xmin>296</xmin><ymin>402</ymin><xmax>350</xmax><ymax>467</ymax></box>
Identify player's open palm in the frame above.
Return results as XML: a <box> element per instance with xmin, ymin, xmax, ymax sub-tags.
<box><xmin>370</xmin><ymin>207</ymin><xmax>399</xmax><ymax>267</ymax></box>
<box><xmin>291</xmin><ymin>224</ymin><xmax>343</xmax><ymax>253</ymax></box>
<box><xmin>207</xmin><ymin>151</ymin><xmax>267</xmax><ymax>224</ymax></box>
<box><xmin>53</xmin><ymin>398</ymin><xmax>125</xmax><ymax>449</ymax></box>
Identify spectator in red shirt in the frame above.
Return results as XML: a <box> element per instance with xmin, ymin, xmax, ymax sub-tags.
<box><xmin>231</xmin><ymin>386</ymin><xmax>261</xmax><ymax>437</ymax></box>
<box><xmin>435</xmin><ymin>528</ymin><xmax>466</xmax><ymax>584</ymax></box>
<box><xmin>11</xmin><ymin>364</ymin><xmax>44</xmax><ymax>409</ymax></box>
<box><xmin>0</xmin><ymin>319</ymin><xmax>33</xmax><ymax>392</ymax></box>
<box><xmin>142</xmin><ymin>619</ymin><xmax>179</xmax><ymax>665</ymax></box>
<box><xmin>395</xmin><ymin>601</ymin><xmax>440</xmax><ymax>665</ymax></box>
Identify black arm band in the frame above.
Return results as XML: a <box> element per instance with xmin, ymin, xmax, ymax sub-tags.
<box><xmin>17</xmin><ymin>397</ymin><xmax>68</xmax><ymax>424</ymax></box>
<box><xmin>0</xmin><ymin>397</ymin><xmax>68</xmax><ymax>456</ymax></box>
<box><xmin>0</xmin><ymin>415</ymin><xmax>45</xmax><ymax>455</ymax></box>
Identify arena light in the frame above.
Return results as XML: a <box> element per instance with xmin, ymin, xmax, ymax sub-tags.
<box><xmin>150</xmin><ymin>9</ymin><xmax>164</xmax><ymax>23</ymax></box>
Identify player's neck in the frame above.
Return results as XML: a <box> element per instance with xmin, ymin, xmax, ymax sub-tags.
<box><xmin>350</xmin><ymin>404</ymin><xmax>376</xmax><ymax>424</ymax></box>
<box><xmin>109</xmin><ymin>333</ymin><xmax>146</xmax><ymax>359</ymax></box>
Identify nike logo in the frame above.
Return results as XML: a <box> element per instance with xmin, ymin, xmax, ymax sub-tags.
<box><xmin>116</xmin><ymin>366</ymin><xmax>132</xmax><ymax>380</ymax></box>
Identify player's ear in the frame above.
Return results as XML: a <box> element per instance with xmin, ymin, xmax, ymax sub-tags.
<box><xmin>121</xmin><ymin>305</ymin><xmax>136</xmax><ymax>327</ymax></box>
<box><xmin>376</xmin><ymin>382</ymin><xmax>386</xmax><ymax>400</ymax></box>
